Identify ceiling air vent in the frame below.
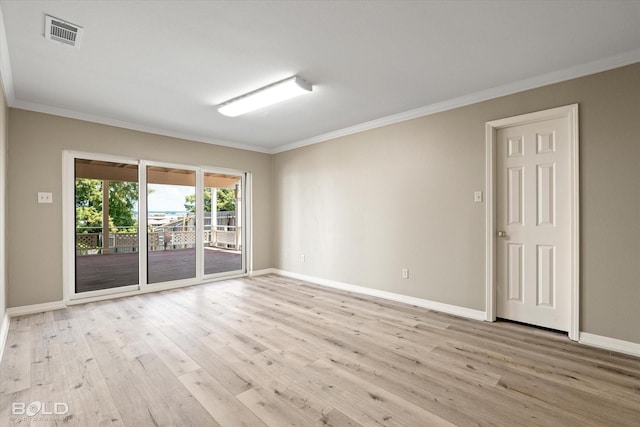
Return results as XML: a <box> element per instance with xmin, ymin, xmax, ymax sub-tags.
<box><xmin>44</xmin><ymin>15</ymin><xmax>83</xmax><ymax>48</ymax></box>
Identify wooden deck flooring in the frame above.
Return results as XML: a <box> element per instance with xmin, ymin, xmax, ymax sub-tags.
<box><xmin>1</xmin><ymin>274</ymin><xmax>639</xmax><ymax>426</ymax></box>
<box><xmin>75</xmin><ymin>248</ymin><xmax>242</xmax><ymax>293</ymax></box>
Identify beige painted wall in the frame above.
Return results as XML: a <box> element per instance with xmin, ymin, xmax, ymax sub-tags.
<box><xmin>273</xmin><ymin>63</ymin><xmax>640</xmax><ymax>344</ymax></box>
<box><xmin>5</xmin><ymin>63</ymin><xmax>639</xmax><ymax>344</ymax></box>
<box><xmin>7</xmin><ymin>110</ymin><xmax>272</xmax><ymax>307</ymax></box>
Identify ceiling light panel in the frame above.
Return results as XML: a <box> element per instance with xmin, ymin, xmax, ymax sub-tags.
<box><xmin>218</xmin><ymin>76</ymin><xmax>313</xmax><ymax>117</ymax></box>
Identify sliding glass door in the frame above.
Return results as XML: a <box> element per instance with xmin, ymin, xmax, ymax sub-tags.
<box><xmin>74</xmin><ymin>158</ymin><xmax>139</xmax><ymax>293</ymax></box>
<box><xmin>203</xmin><ymin>172</ymin><xmax>244</xmax><ymax>277</ymax></box>
<box><xmin>66</xmin><ymin>152</ymin><xmax>248</xmax><ymax>300</ymax></box>
<box><xmin>146</xmin><ymin>166</ymin><xmax>197</xmax><ymax>284</ymax></box>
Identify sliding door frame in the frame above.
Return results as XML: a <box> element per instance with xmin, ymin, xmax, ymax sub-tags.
<box><xmin>201</xmin><ymin>166</ymin><xmax>248</xmax><ymax>281</ymax></box>
<box><xmin>142</xmin><ymin>160</ymin><xmax>199</xmax><ymax>288</ymax></box>
<box><xmin>63</xmin><ymin>151</ymin><xmax>141</xmax><ymax>302</ymax></box>
<box><xmin>63</xmin><ymin>150</ymin><xmax>251</xmax><ymax>303</ymax></box>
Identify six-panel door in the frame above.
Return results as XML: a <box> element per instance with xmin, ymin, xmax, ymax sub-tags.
<box><xmin>496</xmin><ymin>117</ymin><xmax>570</xmax><ymax>331</ymax></box>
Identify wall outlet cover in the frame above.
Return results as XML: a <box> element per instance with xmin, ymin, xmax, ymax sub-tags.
<box><xmin>38</xmin><ymin>192</ymin><xmax>53</xmax><ymax>204</ymax></box>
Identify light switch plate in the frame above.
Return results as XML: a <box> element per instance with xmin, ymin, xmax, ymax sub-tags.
<box><xmin>474</xmin><ymin>191</ymin><xmax>483</xmax><ymax>203</ymax></box>
<box><xmin>38</xmin><ymin>192</ymin><xmax>53</xmax><ymax>204</ymax></box>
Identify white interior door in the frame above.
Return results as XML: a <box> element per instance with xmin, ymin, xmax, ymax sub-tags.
<box><xmin>496</xmin><ymin>116</ymin><xmax>571</xmax><ymax>331</ymax></box>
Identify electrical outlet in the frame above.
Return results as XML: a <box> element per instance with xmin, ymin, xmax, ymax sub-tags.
<box><xmin>38</xmin><ymin>192</ymin><xmax>53</xmax><ymax>204</ymax></box>
<box><xmin>402</xmin><ymin>268</ymin><xmax>409</xmax><ymax>279</ymax></box>
<box><xmin>300</xmin><ymin>254</ymin><xmax>305</xmax><ymax>263</ymax></box>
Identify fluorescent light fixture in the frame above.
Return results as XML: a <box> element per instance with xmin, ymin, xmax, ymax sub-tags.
<box><xmin>218</xmin><ymin>76</ymin><xmax>313</xmax><ymax>117</ymax></box>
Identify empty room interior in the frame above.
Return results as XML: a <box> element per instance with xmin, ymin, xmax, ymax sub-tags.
<box><xmin>0</xmin><ymin>1</ymin><xmax>639</xmax><ymax>426</ymax></box>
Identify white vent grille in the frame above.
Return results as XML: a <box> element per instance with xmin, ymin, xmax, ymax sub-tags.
<box><xmin>45</xmin><ymin>15</ymin><xmax>83</xmax><ymax>48</ymax></box>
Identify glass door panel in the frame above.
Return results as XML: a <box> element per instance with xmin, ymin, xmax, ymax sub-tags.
<box><xmin>147</xmin><ymin>166</ymin><xmax>196</xmax><ymax>284</ymax></box>
<box><xmin>203</xmin><ymin>172</ymin><xmax>243</xmax><ymax>276</ymax></box>
<box><xmin>74</xmin><ymin>158</ymin><xmax>139</xmax><ymax>293</ymax></box>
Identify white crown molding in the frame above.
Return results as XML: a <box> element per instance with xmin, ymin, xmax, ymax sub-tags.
<box><xmin>0</xmin><ymin>6</ymin><xmax>15</xmax><ymax>104</ymax></box>
<box><xmin>272</xmin><ymin>49</ymin><xmax>640</xmax><ymax>154</ymax></box>
<box><xmin>272</xmin><ymin>269</ymin><xmax>487</xmax><ymax>321</ymax></box>
<box><xmin>11</xmin><ymin>99</ymin><xmax>272</xmax><ymax>154</ymax></box>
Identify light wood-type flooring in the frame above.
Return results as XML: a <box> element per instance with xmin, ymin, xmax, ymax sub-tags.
<box><xmin>1</xmin><ymin>274</ymin><xmax>639</xmax><ymax>426</ymax></box>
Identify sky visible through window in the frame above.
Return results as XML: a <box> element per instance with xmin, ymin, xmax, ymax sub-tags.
<box><xmin>147</xmin><ymin>184</ymin><xmax>194</xmax><ymax>212</ymax></box>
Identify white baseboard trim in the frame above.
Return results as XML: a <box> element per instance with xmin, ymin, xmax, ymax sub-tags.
<box><xmin>579</xmin><ymin>332</ymin><xmax>640</xmax><ymax>358</ymax></box>
<box><xmin>6</xmin><ymin>301</ymin><xmax>67</xmax><ymax>317</ymax></box>
<box><xmin>249</xmin><ymin>268</ymin><xmax>277</xmax><ymax>277</ymax></box>
<box><xmin>0</xmin><ymin>312</ymin><xmax>9</xmax><ymax>364</ymax></box>
<box><xmin>273</xmin><ymin>269</ymin><xmax>487</xmax><ymax>321</ymax></box>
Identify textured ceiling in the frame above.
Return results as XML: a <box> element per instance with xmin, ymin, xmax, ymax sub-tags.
<box><xmin>1</xmin><ymin>1</ymin><xmax>639</xmax><ymax>153</ymax></box>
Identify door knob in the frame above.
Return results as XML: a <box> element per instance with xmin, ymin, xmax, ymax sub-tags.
<box><xmin>497</xmin><ymin>230</ymin><xmax>507</xmax><ymax>237</ymax></box>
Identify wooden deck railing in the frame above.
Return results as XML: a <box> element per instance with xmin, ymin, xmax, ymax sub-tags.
<box><xmin>76</xmin><ymin>226</ymin><xmax>240</xmax><ymax>255</ymax></box>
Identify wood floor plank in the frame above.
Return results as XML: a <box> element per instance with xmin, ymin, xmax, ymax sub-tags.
<box><xmin>434</xmin><ymin>326</ymin><xmax>640</xmax><ymax>401</ymax></box>
<box><xmin>1</xmin><ymin>273</ymin><xmax>640</xmax><ymax>426</ymax></box>
<box><xmin>178</xmin><ymin>368</ymin><xmax>260</xmax><ymax>427</ymax></box>
<box><xmin>236</xmin><ymin>386</ymin><xmax>314</xmax><ymax>427</ymax></box>
<box><xmin>238</xmin><ymin>375</ymin><xmax>335</xmax><ymax>426</ymax></box>
<box><xmin>215</xmin><ymin>346</ymin><xmax>335</xmax><ymax>423</ymax></box>
<box><xmin>54</xmin><ymin>318</ymin><xmax>125</xmax><ymax>426</ymax></box>
<box><xmin>252</xmin><ymin>348</ymin><xmax>440</xmax><ymax>427</ymax></box>
<box><xmin>8</xmin><ymin>313</ymin><xmax>34</xmax><ymax>332</ymax></box>
<box><xmin>139</xmin><ymin>325</ymin><xmax>201</xmax><ymax>377</ymax></box>
<box><xmin>315</xmin><ymin>408</ymin><xmax>364</xmax><ymax>427</ymax></box>
<box><xmin>126</xmin><ymin>298</ymin><xmax>255</xmax><ymax>397</ymax></box>
<box><xmin>497</xmin><ymin>371</ymin><xmax>640</xmax><ymax>426</ymax></box>
<box><xmin>0</xmin><ymin>329</ymin><xmax>31</xmax><ymax>395</ymax></box>
<box><xmin>80</xmin><ymin>316</ymin><xmax>216</xmax><ymax>426</ymax></box>
<box><xmin>309</xmin><ymin>358</ymin><xmax>455</xmax><ymax>427</ymax></box>
<box><xmin>159</xmin><ymin>290</ymin><xmax>270</xmax><ymax>358</ymax></box>
<box><xmin>315</xmin><ymin>349</ymin><xmax>494</xmax><ymax>427</ymax></box>
<box><xmin>28</xmin><ymin>314</ymin><xmax>80</xmax><ymax>426</ymax></box>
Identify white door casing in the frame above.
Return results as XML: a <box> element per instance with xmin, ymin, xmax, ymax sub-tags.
<box><xmin>485</xmin><ymin>105</ymin><xmax>579</xmax><ymax>340</ymax></box>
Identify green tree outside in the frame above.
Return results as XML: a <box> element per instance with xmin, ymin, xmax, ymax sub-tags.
<box><xmin>184</xmin><ymin>188</ymin><xmax>236</xmax><ymax>213</ymax></box>
<box><xmin>75</xmin><ymin>179</ymin><xmax>139</xmax><ymax>233</ymax></box>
